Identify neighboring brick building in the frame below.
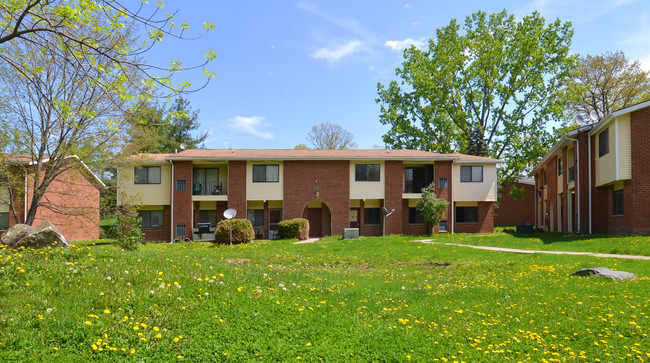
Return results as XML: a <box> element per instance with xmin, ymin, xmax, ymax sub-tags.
<box><xmin>118</xmin><ymin>149</ymin><xmax>502</xmax><ymax>241</ymax></box>
<box><xmin>1</xmin><ymin>156</ymin><xmax>104</xmax><ymax>241</ymax></box>
<box><xmin>531</xmin><ymin>100</ymin><xmax>650</xmax><ymax>234</ymax></box>
<box><xmin>494</xmin><ymin>180</ymin><xmax>536</xmax><ymax>227</ymax></box>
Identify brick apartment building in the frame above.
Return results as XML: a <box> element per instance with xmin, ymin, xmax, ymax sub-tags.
<box><xmin>531</xmin><ymin>100</ymin><xmax>650</xmax><ymax>234</ymax></box>
<box><xmin>118</xmin><ymin>149</ymin><xmax>501</xmax><ymax>241</ymax></box>
<box><xmin>493</xmin><ymin>180</ymin><xmax>536</xmax><ymax>227</ymax></box>
<box><xmin>1</xmin><ymin>156</ymin><xmax>104</xmax><ymax>241</ymax></box>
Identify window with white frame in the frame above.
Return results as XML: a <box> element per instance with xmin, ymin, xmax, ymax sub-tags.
<box><xmin>355</xmin><ymin>164</ymin><xmax>380</xmax><ymax>182</ymax></box>
<box><xmin>460</xmin><ymin>166</ymin><xmax>483</xmax><ymax>182</ymax></box>
<box><xmin>134</xmin><ymin>166</ymin><xmax>161</xmax><ymax>184</ymax></box>
<box><xmin>139</xmin><ymin>210</ymin><xmax>163</xmax><ymax>228</ymax></box>
<box><xmin>252</xmin><ymin>165</ymin><xmax>279</xmax><ymax>182</ymax></box>
<box><xmin>598</xmin><ymin>128</ymin><xmax>609</xmax><ymax>157</ymax></box>
<box><xmin>247</xmin><ymin>209</ymin><xmax>264</xmax><ymax>227</ymax></box>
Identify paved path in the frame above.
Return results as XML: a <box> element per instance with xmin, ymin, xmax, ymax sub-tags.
<box><xmin>415</xmin><ymin>240</ymin><xmax>650</xmax><ymax>260</ymax></box>
<box><xmin>293</xmin><ymin>238</ymin><xmax>321</xmax><ymax>244</ymax></box>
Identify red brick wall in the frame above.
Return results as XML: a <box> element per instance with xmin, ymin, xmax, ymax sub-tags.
<box><xmin>454</xmin><ymin>202</ymin><xmax>494</xmax><ymax>233</ymax></box>
<box><xmin>576</xmin><ymin>131</ymin><xmax>590</xmax><ymax>234</ymax></box>
<box><xmin>628</xmin><ymin>107</ymin><xmax>650</xmax><ymax>233</ymax></box>
<box><xmin>435</xmin><ymin>161</ymin><xmax>452</xmax><ymax>233</ymax></box>
<box><xmin>172</xmin><ymin>161</ymin><xmax>193</xmax><ymax>238</ymax></box>
<box><xmin>283</xmin><ymin>160</ymin><xmax>349</xmax><ymax>236</ymax></box>
<box><xmin>561</xmin><ymin>148</ymin><xmax>568</xmax><ymax>231</ymax></box>
<box><xmin>494</xmin><ymin>182</ymin><xmax>535</xmax><ymax>226</ymax></box>
<box><xmin>546</xmin><ymin>156</ymin><xmax>557</xmax><ymax>231</ymax></box>
<box><xmin>384</xmin><ymin>161</ymin><xmax>403</xmax><ymax>235</ymax></box>
<box><xmin>25</xmin><ymin>166</ymin><xmax>101</xmax><ymax>241</ymax></box>
<box><xmin>141</xmin><ymin>205</ymin><xmax>171</xmax><ymax>242</ymax></box>
<box><xmin>227</xmin><ymin>161</ymin><xmax>247</xmax><ymax>215</ymax></box>
<box><xmin>401</xmin><ymin>199</ymin><xmax>428</xmax><ymax>235</ymax></box>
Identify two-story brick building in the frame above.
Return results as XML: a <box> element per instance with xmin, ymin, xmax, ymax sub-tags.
<box><xmin>1</xmin><ymin>155</ymin><xmax>104</xmax><ymax>241</ymax></box>
<box><xmin>531</xmin><ymin>100</ymin><xmax>650</xmax><ymax>234</ymax></box>
<box><xmin>118</xmin><ymin>149</ymin><xmax>501</xmax><ymax>241</ymax></box>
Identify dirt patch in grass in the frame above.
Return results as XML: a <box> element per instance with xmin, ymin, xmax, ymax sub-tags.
<box><xmin>224</xmin><ymin>258</ymin><xmax>251</xmax><ymax>264</ymax></box>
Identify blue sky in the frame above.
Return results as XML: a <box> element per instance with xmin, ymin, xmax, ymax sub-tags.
<box><xmin>145</xmin><ymin>0</ymin><xmax>650</xmax><ymax>150</ymax></box>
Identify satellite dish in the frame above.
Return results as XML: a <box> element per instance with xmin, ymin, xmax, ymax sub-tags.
<box><xmin>179</xmin><ymin>143</ymin><xmax>187</xmax><ymax>150</ymax></box>
<box><xmin>589</xmin><ymin>110</ymin><xmax>599</xmax><ymax>121</ymax></box>
<box><xmin>223</xmin><ymin>208</ymin><xmax>237</xmax><ymax>219</ymax></box>
<box><xmin>575</xmin><ymin>115</ymin><xmax>585</xmax><ymax>126</ymax></box>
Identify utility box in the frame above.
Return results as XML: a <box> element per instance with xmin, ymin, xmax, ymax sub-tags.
<box><xmin>343</xmin><ymin>228</ymin><xmax>359</xmax><ymax>240</ymax></box>
<box><xmin>516</xmin><ymin>223</ymin><xmax>534</xmax><ymax>233</ymax></box>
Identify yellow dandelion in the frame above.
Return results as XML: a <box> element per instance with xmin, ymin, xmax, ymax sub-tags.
<box><xmin>103</xmin><ymin>309</ymin><xmax>110</xmax><ymax>314</ymax></box>
<box><xmin>85</xmin><ymin>321</ymin><xmax>92</xmax><ymax>326</ymax></box>
<box><xmin>130</xmin><ymin>348</ymin><xmax>135</xmax><ymax>355</ymax></box>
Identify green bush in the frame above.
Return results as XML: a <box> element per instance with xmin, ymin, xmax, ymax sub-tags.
<box><xmin>99</xmin><ymin>224</ymin><xmax>118</xmax><ymax>239</ymax></box>
<box><xmin>116</xmin><ymin>206</ymin><xmax>143</xmax><ymax>250</ymax></box>
<box><xmin>214</xmin><ymin>219</ymin><xmax>254</xmax><ymax>244</ymax></box>
<box><xmin>278</xmin><ymin>218</ymin><xmax>309</xmax><ymax>240</ymax></box>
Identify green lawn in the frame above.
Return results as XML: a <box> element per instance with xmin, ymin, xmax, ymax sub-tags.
<box><xmin>425</xmin><ymin>232</ymin><xmax>650</xmax><ymax>256</ymax></box>
<box><xmin>1</xmin><ymin>234</ymin><xmax>648</xmax><ymax>361</ymax></box>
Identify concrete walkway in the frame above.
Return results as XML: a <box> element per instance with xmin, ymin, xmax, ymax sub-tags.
<box><xmin>415</xmin><ymin>240</ymin><xmax>650</xmax><ymax>260</ymax></box>
<box><xmin>293</xmin><ymin>238</ymin><xmax>321</xmax><ymax>244</ymax></box>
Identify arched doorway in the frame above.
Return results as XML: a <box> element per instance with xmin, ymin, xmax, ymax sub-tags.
<box><xmin>302</xmin><ymin>201</ymin><xmax>331</xmax><ymax>238</ymax></box>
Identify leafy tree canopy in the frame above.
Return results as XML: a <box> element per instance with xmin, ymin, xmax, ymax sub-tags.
<box><xmin>307</xmin><ymin>121</ymin><xmax>357</xmax><ymax>150</ymax></box>
<box><xmin>0</xmin><ymin>0</ymin><xmax>216</xmax><ymax>102</ymax></box>
<box><xmin>565</xmin><ymin>51</ymin><xmax>650</xmax><ymax>121</ymax></box>
<box><xmin>376</xmin><ymin>10</ymin><xmax>576</xmax><ymax>182</ymax></box>
<box><xmin>127</xmin><ymin>97</ymin><xmax>207</xmax><ymax>153</ymax></box>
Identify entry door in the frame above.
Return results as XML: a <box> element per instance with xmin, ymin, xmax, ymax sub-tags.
<box><xmin>307</xmin><ymin>208</ymin><xmax>322</xmax><ymax>237</ymax></box>
<box><xmin>350</xmin><ymin>208</ymin><xmax>360</xmax><ymax>228</ymax></box>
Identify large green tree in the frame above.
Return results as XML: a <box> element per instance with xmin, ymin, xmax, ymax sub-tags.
<box><xmin>0</xmin><ymin>1</ymin><xmax>214</xmax><ymax>226</ymax></box>
<box><xmin>566</xmin><ymin>51</ymin><xmax>650</xmax><ymax>121</ymax></box>
<box><xmin>0</xmin><ymin>28</ymin><xmax>130</xmax><ymax>225</ymax></box>
<box><xmin>127</xmin><ymin>97</ymin><xmax>207</xmax><ymax>153</ymax></box>
<box><xmin>376</xmin><ymin>10</ymin><xmax>576</xmax><ymax>181</ymax></box>
<box><xmin>0</xmin><ymin>0</ymin><xmax>216</xmax><ymax>100</ymax></box>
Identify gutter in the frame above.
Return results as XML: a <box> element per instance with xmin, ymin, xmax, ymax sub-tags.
<box><xmin>169</xmin><ymin>159</ymin><xmax>174</xmax><ymax>242</ymax></box>
<box><xmin>587</xmin><ymin>133</ymin><xmax>592</xmax><ymax>234</ymax></box>
<box><xmin>450</xmin><ymin>163</ymin><xmax>454</xmax><ymax>234</ymax></box>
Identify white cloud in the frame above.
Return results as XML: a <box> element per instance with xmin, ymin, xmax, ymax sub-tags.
<box><xmin>384</xmin><ymin>38</ymin><xmax>425</xmax><ymax>52</ymax></box>
<box><xmin>404</xmin><ymin>3</ymin><xmax>413</xmax><ymax>8</ymax></box>
<box><xmin>298</xmin><ymin>2</ymin><xmax>376</xmax><ymax>64</ymax></box>
<box><xmin>229</xmin><ymin>116</ymin><xmax>274</xmax><ymax>139</ymax></box>
<box><xmin>311</xmin><ymin>40</ymin><xmax>364</xmax><ymax>64</ymax></box>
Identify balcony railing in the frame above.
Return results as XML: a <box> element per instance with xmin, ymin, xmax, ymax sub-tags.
<box><xmin>192</xmin><ymin>180</ymin><xmax>227</xmax><ymax>196</ymax></box>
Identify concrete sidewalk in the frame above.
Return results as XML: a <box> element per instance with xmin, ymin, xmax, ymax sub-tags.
<box><xmin>415</xmin><ymin>240</ymin><xmax>650</xmax><ymax>260</ymax></box>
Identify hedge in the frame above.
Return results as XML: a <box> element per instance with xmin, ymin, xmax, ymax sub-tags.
<box><xmin>278</xmin><ymin>218</ymin><xmax>309</xmax><ymax>240</ymax></box>
<box><xmin>214</xmin><ymin>219</ymin><xmax>254</xmax><ymax>244</ymax></box>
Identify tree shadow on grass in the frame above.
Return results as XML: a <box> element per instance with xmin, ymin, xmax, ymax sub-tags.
<box><xmin>504</xmin><ymin>230</ymin><xmax>620</xmax><ymax>244</ymax></box>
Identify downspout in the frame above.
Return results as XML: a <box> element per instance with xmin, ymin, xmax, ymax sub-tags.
<box><xmin>23</xmin><ymin>168</ymin><xmax>28</xmax><ymax>223</ymax></box>
<box><xmin>566</xmin><ymin>137</ymin><xmax>580</xmax><ymax>233</ymax></box>
<box><xmin>587</xmin><ymin>132</ymin><xmax>591</xmax><ymax>234</ymax></box>
<box><xmin>534</xmin><ymin>176</ymin><xmax>538</xmax><ymax>229</ymax></box>
<box><xmin>169</xmin><ymin>160</ymin><xmax>174</xmax><ymax>242</ymax></box>
<box><xmin>450</xmin><ymin>163</ymin><xmax>454</xmax><ymax>234</ymax></box>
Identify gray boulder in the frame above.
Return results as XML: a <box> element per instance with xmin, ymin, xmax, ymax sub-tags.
<box><xmin>571</xmin><ymin>267</ymin><xmax>637</xmax><ymax>281</ymax></box>
<box><xmin>1</xmin><ymin>221</ymin><xmax>69</xmax><ymax>249</ymax></box>
<box><xmin>1</xmin><ymin>224</ymin><xmax>35</xmax><ymax>247</ymax></box>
